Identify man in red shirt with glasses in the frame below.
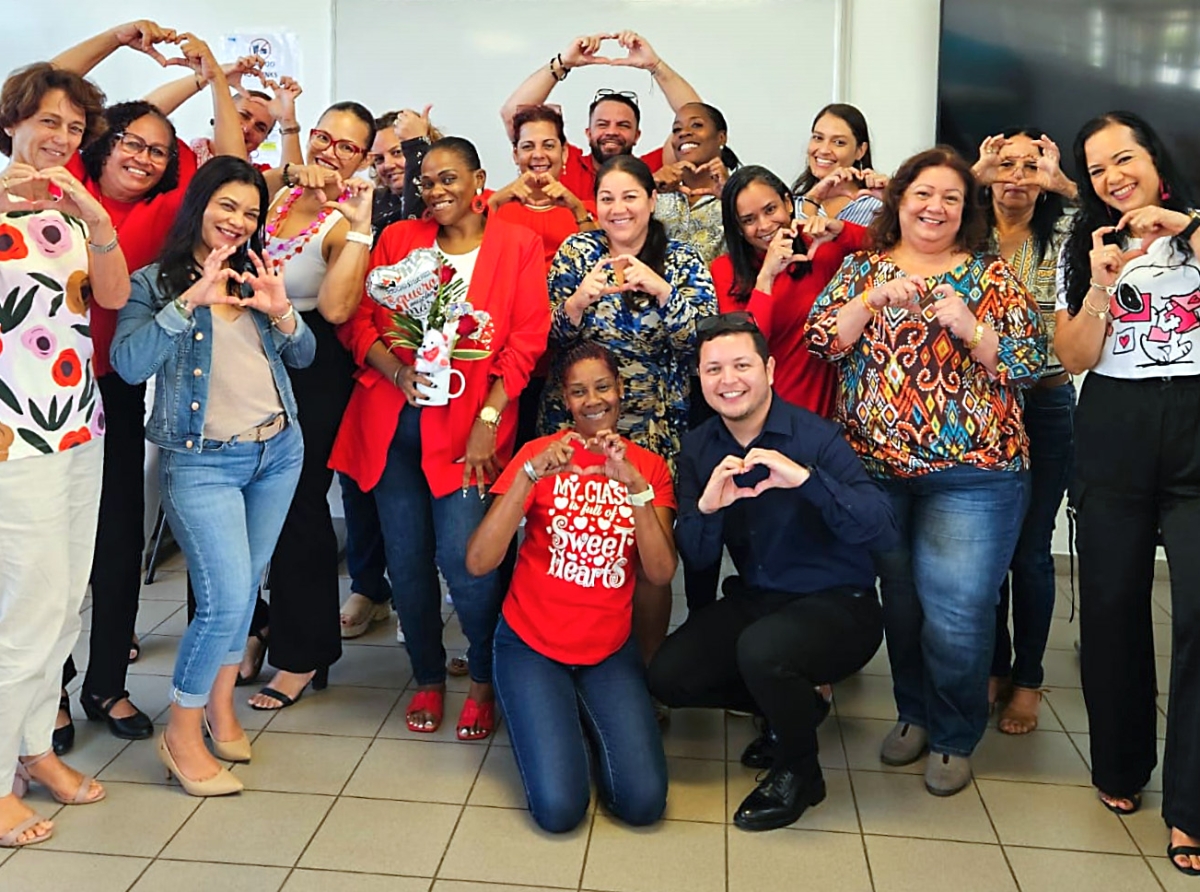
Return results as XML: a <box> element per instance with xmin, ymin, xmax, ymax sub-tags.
<box><xmin>499</xmin><ymin>30</ymin><xmax>703</xmax><ymax>201</ymax></box>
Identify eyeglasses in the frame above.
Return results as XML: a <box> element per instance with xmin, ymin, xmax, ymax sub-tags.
<box><xmin>592</xmin><ymin>89</ymin><xmax>639</xmax><ymax>107</ymax></box>
<box><xmin>309</xmin><ymin>128</ymin><xmax>367</xmax><ymax>160</ymax></box>
<box><xmin>114</xmin><ymin>132</ymin><xmax>171</xmax><ymax>165</ymax></box>
<box><xmin>697</xmin><ymin>311</ymin><xmax>759</xmax><ymax>335</ymax></box>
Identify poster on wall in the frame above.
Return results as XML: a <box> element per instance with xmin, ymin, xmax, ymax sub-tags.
<box><xmin>219</xmin><ymin>31</ymin><xmax>302</xmax><ymax>168</ymax></box>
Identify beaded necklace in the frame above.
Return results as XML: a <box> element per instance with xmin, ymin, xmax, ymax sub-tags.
<box><xmin>264</xmin><ymin>187</ymin><xmax>339</xmax><ymax>263</ymax></box>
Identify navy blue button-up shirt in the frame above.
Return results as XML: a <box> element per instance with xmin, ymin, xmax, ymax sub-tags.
<box><xmin>676</xmin><ymin>394</ymin><xmax>897</xmax><ymax>595</ymax></box>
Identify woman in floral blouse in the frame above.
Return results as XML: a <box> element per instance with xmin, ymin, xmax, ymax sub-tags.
<box><xmin>0</xmin><ymin>62</ymin><xmax>130</xmax><ymax>848</ymax></box>
<box><xmin>806</xmin><ymin>146</ymin><xmax>1044</xmax><ymax>798</ymax></box>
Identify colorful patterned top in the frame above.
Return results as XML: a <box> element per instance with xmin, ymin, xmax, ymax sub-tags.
<box><xmin>0</xmin><ymin>209</ymin><xmax>101</xmax><ymax>463</ymax></box>
<box><xmin>653</xmin><ymin>192</ymin><xmax>724</xmax><ymax>265</ymax></box>
<box><xmin>987</xmin><ymin>210</ymin><xmax>1072</xmax><ymax>378</ymax></box>
<box><xmin>539</xmin><ymin>230</ymin><xmax>717</xmax><ymax>463</ymax></box>
<box><xmin>806</xmin><ymin>251</ymin><xmax>1045</xmax><ymax>478</ymax></box>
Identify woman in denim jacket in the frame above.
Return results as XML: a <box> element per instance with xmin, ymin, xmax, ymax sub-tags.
<box><xmin>111</xmin><ymin>157</ymin><xmax>314</xmax><ymax>797</ymax></box>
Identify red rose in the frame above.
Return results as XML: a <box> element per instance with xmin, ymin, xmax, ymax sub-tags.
<box><xmin>439</xmin><ymin>264</ymin><xmax>457</xmax><ymax>286</ymax></box>
<box><xmin>59</xmin><ymin>427</ymin><xmax>91</xmax><ymax>451</ymax></box>
<box><xmin>51</xmin><ymin>349</ymin><xmax>83</xmax><ymax>386</ymax></box>
<box><xmin>457</xmin><ymin>315</ymin><xmax>478</xmax><ymax>337</ymax></box>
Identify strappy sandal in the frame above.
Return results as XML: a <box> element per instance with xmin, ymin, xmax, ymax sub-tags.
<box><xmin>1168</xmin><ymin>836</ymin><xmax>1200</xmax><ymax>876</ymax></box>
<box><xmin>14</xmin><ymin>751</ymin><xmax>105</xmax><ymax>805</ymax></box>
<box><xmin>0</xmin><ymin>814</ymin><xmax>53</xmax><ymax>848</ymax></box>
<box><xmin>235</xmin><ymin>628</ymin><xmax>269</xmax><ymax>687</ymax></box>
<box><xmin>128</xmin><ymin>634</ymin><xmax>141</xmax><ymax>664</ymax></box>
<box><xmin>1098</xmin><ymin>790</ymin><xmax>1141</xmax><ymax>815</ymax></box>
<box><xmin>406</xmin><ymin>689</ymin><xmax>445</xmax><ymax>733</ymax></box>
<box><xmin>998</xmin><ymin>686</ymin><xmax>1042</xmax><ymax>735</ymax></box>
<box><xmin>456</xmin><ymin>697</ymin><xmax>496</xmax><ymax>741</ymax></box>
<box><xmin>447</xmin><ymin>654</ymin><xmax>470</xmax><ymax>677</ymax></box>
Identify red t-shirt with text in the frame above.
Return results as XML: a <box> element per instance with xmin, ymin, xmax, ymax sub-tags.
<box><xmin>493</xmin><ymin>431</ymin><xmax>675</xmax><ymax>665</ymax></box>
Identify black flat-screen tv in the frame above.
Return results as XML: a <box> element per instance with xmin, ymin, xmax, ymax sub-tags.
<box><xmin>938</xmin><ymin>0</ymin><xmax>1200</xmax><ymax>198</ymax></box>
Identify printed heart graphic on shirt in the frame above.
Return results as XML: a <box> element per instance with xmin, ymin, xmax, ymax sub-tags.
<box><xmin>597</xmin><ymin>518</ymin><xmax>611</xmax><ymax>531</ymax></box>
<box><xmin>1119</xmin><ymin>333</ymin><xmax>1131</xmax><ymax>349</ymax></box>
<box><xmin>554</xmin><ymin>496</ymin><xmax>569</xmax><ymax>510</ymax></box>
<box><xmin>617</xmin><ymin>505</ymin><xmax>633</xmax><ymax>519</ymax></box>
<box><xmin>573</xmin><ymin>516</ymin><xmax>589</xmax><ymax>530</ymax></box>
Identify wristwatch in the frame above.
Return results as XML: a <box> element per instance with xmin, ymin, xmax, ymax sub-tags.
<box><xmin>627</xmin><ymin>484</ymin><xmax>655</xmax><ymax>508</ymax></box>
<box><xmin>478</xmin><ymin>406</ymin><xmax>501</xmax><ymax>429</ymax></box>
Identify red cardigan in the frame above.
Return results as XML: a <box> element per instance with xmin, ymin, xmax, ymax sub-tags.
<box><xmin>329</xmin><ymin>216</ymin><xmax>550</xmax><ymax>496</ymax></box>
<box><xmin>711</xmin><ymin>223</ymin><xmax>866</xmax><ymax>417</ymax></box>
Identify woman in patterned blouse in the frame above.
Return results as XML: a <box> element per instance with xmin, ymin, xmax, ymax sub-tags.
<box><xmin>806</xmin><ymin>146</ymin><xmax>1044</xmax><ymax>797</ymax></box>
<box><xmin>973</xmin><ymin>128</ymin><xmax>1078</xmax><ymax>735</ymax></box>
<box><xmin>540</xmin><ymin>154</ymin><xmax>716</xmax><ymax>662</ymax></box>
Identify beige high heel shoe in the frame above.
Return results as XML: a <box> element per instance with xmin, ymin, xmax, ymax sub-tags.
<box><xmin>158</xmin><ymin>735</ymin><xmax>243</xmax><ymax>797</ymax></box>
<box><xmin>14</xmin><ymin>751</ymin><xmax>105</xmax><ymax>805</ymax></box>
<box><xmin>202</xmin><ymin>714</ymin><xmax>251</xmax><ymax>763</ymax></box>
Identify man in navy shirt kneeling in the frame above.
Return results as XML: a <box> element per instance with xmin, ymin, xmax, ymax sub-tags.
<box><xmin>647</xmin><ymin>313</ymin><xmax>897</xmax><ymax>831</ymax></box>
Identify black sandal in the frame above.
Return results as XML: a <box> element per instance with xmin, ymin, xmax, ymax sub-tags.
<box><xmin>128</xmin><ymin>635</ymin><xmax>140</xmax><ymax>664</ymax></box>
<box><xmin>52</xmin><ymin>692</ymin><xmax>74</xmax><ymax>756</ymax></box>
<box><xmin>1168</xmin><ymin>841</ymin><xmax>1200</xmax><ymax>876</ymax></box>
<box><xmin>235</xmin><ymin>628</ymin><xmax>269</xmax><ymax>687</ymax></box>
<box><xmin>1098</xmin><ymin>791</ymin><xmax>1141</xmax><ymax>816</ymax></box>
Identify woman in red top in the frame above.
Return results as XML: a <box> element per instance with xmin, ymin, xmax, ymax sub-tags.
<box><xmin>465</xmin><ymin>343</ymin><xmax>676</xmax><ymax>832</ymax></box>
<box><xmin>711</xmin><ymin>165</ymin><xmax>868</xmax><ymax>417</ymax></box>
<box><xmin>330</xmin><ymin>137</ymin><xmax>549</xmax><ymax>740</ymax></box>
<box><xmin>50</xmin><ymin>22</ymin><xmax>241</xmax><ymax>749</ymax></box>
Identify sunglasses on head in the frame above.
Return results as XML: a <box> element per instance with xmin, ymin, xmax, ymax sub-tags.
<box><xmin>592</xmin><ymin>89</ymin><xmax>639</xmax><ymax>107</ymax></box>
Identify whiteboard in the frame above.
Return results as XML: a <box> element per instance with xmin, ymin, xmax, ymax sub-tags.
<box><xmin>332</xmin><ymin>0</ymin><xmax>838</xmax><ymax>190</ymax></box>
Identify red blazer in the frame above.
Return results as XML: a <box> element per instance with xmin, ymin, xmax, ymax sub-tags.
<box><xmin>329</xmin><ymin>216</ymin><xmax>550</xmax><ymax>496</ymax></box>
<box><xmin>711</xmin><ymin>222</ymin><xmax>867</xmax><ymax>417</ymax></box>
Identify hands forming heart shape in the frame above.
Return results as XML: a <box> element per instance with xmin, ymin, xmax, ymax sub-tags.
<box><xmin>697</xmin><ymin>449</ymin><xmax>810</xmax><ymax>515</ymax></box>
<box><xmin>563</xmin><ymin>31</ymin><xmax>660</xmax><ymax>70</ymax></box>
<box><xmin>654</xmin><ymin>159</ymin><xmax>729</xmax><ymax>198</ymax></box>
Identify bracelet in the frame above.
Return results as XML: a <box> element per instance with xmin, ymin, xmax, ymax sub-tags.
<box><xmin>1089</xmin><ymin>280</ymin><xmax>1116</xmax><ymax>296</ymax></box>
<box><xmin>801</xmin><ymin>195</ymin><xmax>822</xmax><ymax>207</ymax></box>
<box><xmin>649</xmin><ymin>60</ymin><xmax>663</xmax><ymax>78</ymax></box>
<box><xmin>523</xmin><ymin>459</ymin><xmax>540</xmax><ymax>483</ymax></box>
<box><xmin>392</xmin><ymin>365</ymin><xmax>404</xmax><ymax>388</ymax></box>
<box><xmin>861</xmin><ymin>291</ymin><xmax>880</xmax><ymax>313</ymax></box>
<box><xmin>87</xmin><ymin>235</ymin><xmax>119</xmax><ymax>254</ymax></box>
<box><xmin>549</xmin><ymin>53</ymin><xmax>569</xmax><ymax>82</ymax></box>
<box><xmin>344</xmin><ymin>230</ymin><xmax>372</xmax><ymax>247</ymax></box>
<box><xmin>173</xmin><ymin>295</ymin><xmax>193</xmax><ymax>318</ymax></box>
<box><xmin>279</xmin><ymin>124</ymin><xmax>301</xmax><ymax>136</ymax></box>
<box><xmin>965</xmin><ymin>321</ymin><xmax>986</xmax><ymax>350</ymax></box>
<box><xmin>1082</xmin><ymin>297</ymin><xmax>1111</xmax><ymax>320</ymax></box>
<box><xmin>1181</xmin><ymin>212</ymin><xmax>1200</xmax><ymax>241</ymax></box>
<box><xmin>194</xmin><ymin>72</ymin><xmax>205</xmax><ymax>91</ymax></box>
<box><xmin>270</xmin><ymin>304</ymin><xmax>295</xmax><ymax>328</ymax></box>
<box><xmin>574</xmin><ymin>211</ymin><xmax>592</xmax><ymax>226</ymax></box>
<box><xmin>281</xmin><ymin>162</ymin><xmax>295</xmax><ymax>188</ymax></box>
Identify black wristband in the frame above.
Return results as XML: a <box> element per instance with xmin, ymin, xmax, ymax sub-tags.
<box><xmin>1181</xmin><ymin>213</ymin><xmax>1200</xmax><ymax>242</ymax></box>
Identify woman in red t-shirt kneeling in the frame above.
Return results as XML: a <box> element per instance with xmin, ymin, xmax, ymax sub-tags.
<box><xmin>466</xmin><ymin>343</ymin><xmax>676</xmax><ymax>833</ymax></box>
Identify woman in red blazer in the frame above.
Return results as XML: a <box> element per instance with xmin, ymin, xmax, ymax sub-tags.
<box><xmin>330</xmin><ymin>137</ymin><xmax>549</xmax><ymax>741</ymax></box>
<box><xmin>711</xmin><ymin>165</ymin><xmax>870</xmax><ymax>417</ymax></box>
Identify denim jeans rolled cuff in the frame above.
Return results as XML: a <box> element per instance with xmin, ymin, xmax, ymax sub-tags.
<box><xmin>876</xmin><ymin>463</ymin><xmax>1030</xmax><ymax>757</ymax></box>
<box><xmin>492</xmin><ymin>617</ymin><xmax>667</xmax><ymax>833</ymax></box>
<box><xmin>375</xmin><ymin>407</ymin><xmax>503</xmax><ymax>687</ymax></box>
<box><xmin>992</xmin><ymin>381</ymin><xmax>1075</xmax><ymax>688</ymax></box>
<box><xmin>165</xmin><ymin>424</ymin><xmax>303</xmax><ymax>708</ymax></box>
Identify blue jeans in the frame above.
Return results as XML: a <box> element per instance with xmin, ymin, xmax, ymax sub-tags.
<box><xmin>875</xmin><ymin>464</ymin><xmax>1029</xmax><ymax>756</ymax></box>
<box><xmin>492</xmin><ymin>617</ymin><xmax>667</xmax><ymax>833</ymax></box>
<box><xmin>161</xmin><ymin>424</ymin><xmax>303</xmax><ymax>707</ymax></box>
<box><xmin>993</xmin><ymin>382</ymin><xmax>1075</xmax><ymax>688</ymax></box>
<box><xmin>338</xmin><ymin>471</ymin><xmax>389</xmax><ymax>603</ymax></box>
<box><xmin>373</xmin><ymin>407</ymin><xmax>502</xmax><ymax>686</ymax></box>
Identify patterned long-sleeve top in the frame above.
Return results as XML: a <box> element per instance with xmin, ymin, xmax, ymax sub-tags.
<box><xmin>805</xmin><ymin>250</ymin><xmax>1045</xmax><ymax>478</ymax></box>
<box><xmin>539</xmin><ymin>230</ymin><xmax>717</xmax><ymax>463</ymax></box>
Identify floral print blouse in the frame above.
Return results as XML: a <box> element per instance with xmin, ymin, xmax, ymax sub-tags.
<box><xmin>0</xmin><ymin>209</ymin><xmax>100</xmax><ymax>463</ymax></box>
<box><xmin>539</xmin><ymin>230</ymin><xmax>717</xmax><ymax>464</ymax></box>
<box><xmin>806</xmin><ymin>250</ymin><xmax>1045</xmax><ymax>478</ymax></box>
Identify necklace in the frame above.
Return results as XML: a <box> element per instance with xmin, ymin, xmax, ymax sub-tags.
<box><xmin>264</xmin><ymin>187</ymin><xmax>339</xmax><ymax>263</ymax></box>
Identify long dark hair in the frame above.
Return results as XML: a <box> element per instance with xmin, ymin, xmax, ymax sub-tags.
<box><xmin>595</xmin><ymin>155</ymin><xmax>669</xmax><ymax>307</ymax></box>
<box><xmin>155</xmin><ymin>156</ymin><xmax>268</xmax><ymax>299</ymax></box>
<box><xmin>81</xmin><ymin>101</ymin><xmax>179</xmax><ymax>199</ymax></box>
<box><xmin>792</xmin><ymin>103</ymin><xmax>874</xmax><ymax>195</ymax></box>
<box><xmin>1061</xmin><ymin>110</ymin><xmax>1195</xmax><ymax>314</ymax></box>
<box><xmin>980</xmin><ymin>127</ymin><xmax>1066</xmax><ymax>267</ymax></box>
<box><xmin>869</xmin><ymin>146</ymin><xmax>987</xmax><ymax>253</ymax></box>
<box><xmin>721</xmin><ymin>165</ymin><xmax>809</xmax><ymax>303</ymax></box>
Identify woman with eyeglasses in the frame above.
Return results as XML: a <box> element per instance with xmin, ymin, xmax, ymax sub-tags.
<box><xmin>236</xmin><ymin>102</ymin><xmax>377</xmax><ymax>710</ymax></box>
<box><xmin>330</xmin><ymin>136</ymin><xmax>550</xmax><ymax>741</ymax></box>
<box><xmin>49</xmin><ymin>21</ymin><xmax>242</xmax><ymax>752</ymax></box>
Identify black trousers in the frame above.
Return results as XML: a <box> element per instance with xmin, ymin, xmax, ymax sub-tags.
<box><xmin>1074</xmin><ymin>373</ymin><xmax>1200</xmax><ymax>837</ymax></box>
<box><xmin>260</xmin><ymin>311</ymin><xmax>355</xmax><ymax>673</ymax></box>
<box><xmin>63</xmin><ymin>375</ymin><xmax>146</xmax><ymax>699</ymax></box>
<box><xmin>647</xmin><ymin>582</ymin><xmax>882</xmax><ymax>774</ymax></box>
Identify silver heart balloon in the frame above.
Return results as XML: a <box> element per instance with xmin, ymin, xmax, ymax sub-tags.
<box><xmin>366</xmin><ymin>247</ymin><xmax>441</xmax><ymax>321</ymax></box>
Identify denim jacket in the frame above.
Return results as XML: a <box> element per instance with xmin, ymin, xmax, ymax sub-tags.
<box><xmin>111</xmin><ymin>263</ymin><xmax>316</xmax><ymax>453</ymax></box>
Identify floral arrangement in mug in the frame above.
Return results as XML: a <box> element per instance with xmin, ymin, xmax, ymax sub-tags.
<box><xmin>367</xmin><ymin>247</ymin><xmax>494</xmax><ymax>376</ymax></box>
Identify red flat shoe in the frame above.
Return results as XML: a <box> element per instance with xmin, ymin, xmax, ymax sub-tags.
<box><xmin>406</xmin><ymin>689</ymin><xmax>444</xmax><ymax>733</ymax></box>
<box><xmin>456</xmin><ymin>697</ymin><xmax>496</xmax><ymax>741</ymax></box>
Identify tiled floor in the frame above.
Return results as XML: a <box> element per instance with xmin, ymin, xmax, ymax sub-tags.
<box><xmin>2</xmin><ymin>560</ymin><xmax>1184</xmax><ymax>892</ymax></box>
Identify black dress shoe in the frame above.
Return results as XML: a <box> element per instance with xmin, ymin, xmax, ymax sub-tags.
<box><xmin>741</xmin><ymin>725</ymin><xmax>780</xmax><ymax>769</ymax></box>
<box><xmin>80</xmin><ymin>691</ymin><xmax>154</xmax><ymax>740</ymax></box>
<box><xmin>52</xmin><ymin>693</ymin><xmax>75</xmax><ymax>756</ymax></box>
<box><xmin>733</xmin><ymin>766</ymin><xmax>826</xmax><ymax>831</ymax></box>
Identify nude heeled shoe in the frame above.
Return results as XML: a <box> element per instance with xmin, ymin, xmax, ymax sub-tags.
<box><xmin>14</xmin><ymin>751</ymin><xmax>105</xmax><ymax>805</ymax></box>
<box><xmin>202</xmin><ymin>714</ymin><xmax>252</xmax><ymax>763</ymax></box>
<box><xmin>158</xmin><ymin>735</ymin><xmax>243</xmax><ymax>797</ymax></box>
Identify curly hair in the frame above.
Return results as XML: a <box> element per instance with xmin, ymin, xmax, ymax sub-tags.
<box><xmin>80</xmin><ymin>101</ymin><xmax>179</xmax><ymax>200</ymax></box>
<box><xmin>868</xmin><ymin>145</ymin><xmax>987</xmax><ymax>253</ymax></box>
<box><xmin>0</xmin><ymin>63</ymin><xmax>107</xmax><ymax>156</ymax></box>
